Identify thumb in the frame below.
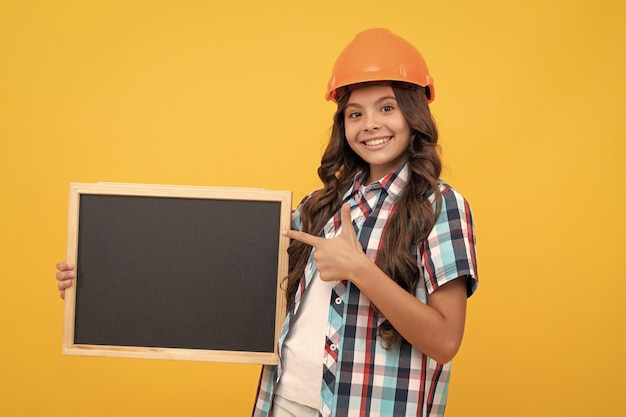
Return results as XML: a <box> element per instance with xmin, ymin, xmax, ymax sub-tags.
<box><xmin>339</xmin><ymin>203</ymin><xmax>357</xmax><ymax>239</ymax></box>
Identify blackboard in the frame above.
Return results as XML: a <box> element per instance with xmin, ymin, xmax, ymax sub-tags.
<box><xmin>63</xmin><ymin>183</ymin><xmax>291</xmax><ymax>364</ymax></box>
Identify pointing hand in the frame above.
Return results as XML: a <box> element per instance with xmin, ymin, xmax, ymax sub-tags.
<box><xmin>283</xmin><ymin>204</ymin><xmax>366</xmax><ymax>282</ymax></box>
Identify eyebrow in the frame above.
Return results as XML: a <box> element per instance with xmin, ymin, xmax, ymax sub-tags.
<box><xmin>345</xmin><ymin>95</ymin><xmax>398</xmax><ymax>109</ymax></box>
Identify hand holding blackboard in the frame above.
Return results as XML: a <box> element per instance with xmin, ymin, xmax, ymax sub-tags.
<box><xmin>61</xmin><ymin>182</ymin><xmax>291</xmax><ymax>364</ymax></box>
<box><xmin>55</xmin><ymin>261</ymin><xmax>75</xmax><ymax>300</ymax></box>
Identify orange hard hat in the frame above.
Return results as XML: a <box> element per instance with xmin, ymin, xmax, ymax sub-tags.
<box><xmin>325</xmin><ymin>28</ymin><xmax>435</xmax><ymax>104</ymax></box>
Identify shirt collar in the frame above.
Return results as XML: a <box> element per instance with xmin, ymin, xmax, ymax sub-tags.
<box><xmin>346</xmin><ymin>163</ymin><xmax>409</xmax><ymax>203</ymax></box>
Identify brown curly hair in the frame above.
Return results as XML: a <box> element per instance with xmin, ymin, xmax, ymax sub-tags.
<box><xmin>285</xmin><ymin>84</ymin><xmax>442</xmax><ymax>349</ymax></box>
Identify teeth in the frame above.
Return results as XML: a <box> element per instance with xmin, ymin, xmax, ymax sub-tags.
<box><xmin>364</xmin><ymin>137</ymin><xmax>390</xmax><ymax>146</ymax></box>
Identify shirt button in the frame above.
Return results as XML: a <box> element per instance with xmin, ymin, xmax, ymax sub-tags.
<box><xmin>334</xmin><ymin>297</ymin><xmax>342</xmax><ymax>305</ymax></box>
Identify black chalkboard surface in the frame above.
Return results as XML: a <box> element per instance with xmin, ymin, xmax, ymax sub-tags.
<box><xmin>63</xmin><ymin>183</ymin><xmax>291</xmax><ymax>364</ymax></box>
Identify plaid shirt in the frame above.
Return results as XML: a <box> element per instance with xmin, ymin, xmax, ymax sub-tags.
<box><xmin>253</xmin><ymin>163</ymin><xmax>478</xmax><ymax>417</ymax></box>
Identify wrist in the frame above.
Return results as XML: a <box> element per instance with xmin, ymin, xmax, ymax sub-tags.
<box><xmin>349</xmin><ymin>253</ymin><xmax>377</xmax><ymax>287</ymax></box>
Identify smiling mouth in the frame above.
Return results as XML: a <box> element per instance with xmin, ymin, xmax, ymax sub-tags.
<box><xmin>363</xmin><ymin>136</ymin><xmax>391</xmax><ymax>146</ymax></box>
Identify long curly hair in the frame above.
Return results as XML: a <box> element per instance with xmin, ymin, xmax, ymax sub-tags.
<box><xmin>285</xmin><ymin>85</ymin><xmax>442</xmax><ymax>349</ymax></box>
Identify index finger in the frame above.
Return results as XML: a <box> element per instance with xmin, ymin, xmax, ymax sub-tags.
<box><xmin>282</xmin><ymin>229</ymin><xmax>324</xmax><ymax>247</ymax></box>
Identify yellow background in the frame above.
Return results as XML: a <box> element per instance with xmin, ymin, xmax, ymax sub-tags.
<box><xmin>1</xmin><ymin>1</ymin><xmax>625</xmax><ymax>416</ymax></box>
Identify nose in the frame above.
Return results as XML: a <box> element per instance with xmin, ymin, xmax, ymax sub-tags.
<box><xmin>363</xmin><ymin>112</ymin><xmax>380</xmax><ymax>131</ymax></box>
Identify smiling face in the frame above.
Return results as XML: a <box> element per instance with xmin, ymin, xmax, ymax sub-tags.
<box><xmin>343</xmin><ymin>85</ymin><xmax>412</xmax><ymax>184</ymax></box>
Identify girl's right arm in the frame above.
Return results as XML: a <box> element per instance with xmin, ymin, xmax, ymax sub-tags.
<box><xmin>55</xmin><ymin>261</ymin><xmax>75</xmax><ymax>300</ymax></box>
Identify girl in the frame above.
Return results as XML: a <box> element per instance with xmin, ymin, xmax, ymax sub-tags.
<box><xmin>253</xmin><ymin>28</ymin><xmax>478</xmax><ymax>417</ymax></box>
<box><xmin>56</xmin><ymin>28</ymin><xmax>478</xmax><ymax>417</ymax></box>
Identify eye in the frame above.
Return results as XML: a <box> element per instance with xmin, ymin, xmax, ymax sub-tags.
<box><xmin>347</xmin><ymin>111</ymin><xmax>362</xmax><ymax>119</ymax></box>
<box><xmin>381</xmin><ymin>105</ymin><xmax>394</xmax><ymax>112</ymax></box>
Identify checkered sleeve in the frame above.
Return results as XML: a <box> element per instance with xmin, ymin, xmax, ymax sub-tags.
<box><xmin>252</xmin><ymin>365</ymin><xmax>277</xmax><ymax>417</ymax></box>
<box><xmin>421</xmin><ymin>185</ymin><xmax>478</xmax><ymax>296</ymax></box>
<box><xmin>291</xmin><ymin>201</ymin><xmax>303</xmax><ymax>231</ymax></box>
<box><xmin>291</xmin><ymin>191</ymin><xmax>319</xmax><ymax>232</ymax></box>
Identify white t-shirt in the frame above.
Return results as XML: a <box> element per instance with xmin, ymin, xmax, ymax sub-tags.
<box><xmin>275</xmin><ymin>267</ymin><xmax>335</xmax><ymax>409</ymax></box>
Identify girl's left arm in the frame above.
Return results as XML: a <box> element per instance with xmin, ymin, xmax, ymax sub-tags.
<box><xmin>349</xmin><ymin>256</ymin><xmax>468</xmax><ymax>364</ymax></box>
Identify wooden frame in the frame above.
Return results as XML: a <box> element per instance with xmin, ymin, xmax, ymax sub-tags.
<box><xmin>63</xmin><ymin>182</ymin><xmax>291</xmax><ymax>364</ymax></box>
